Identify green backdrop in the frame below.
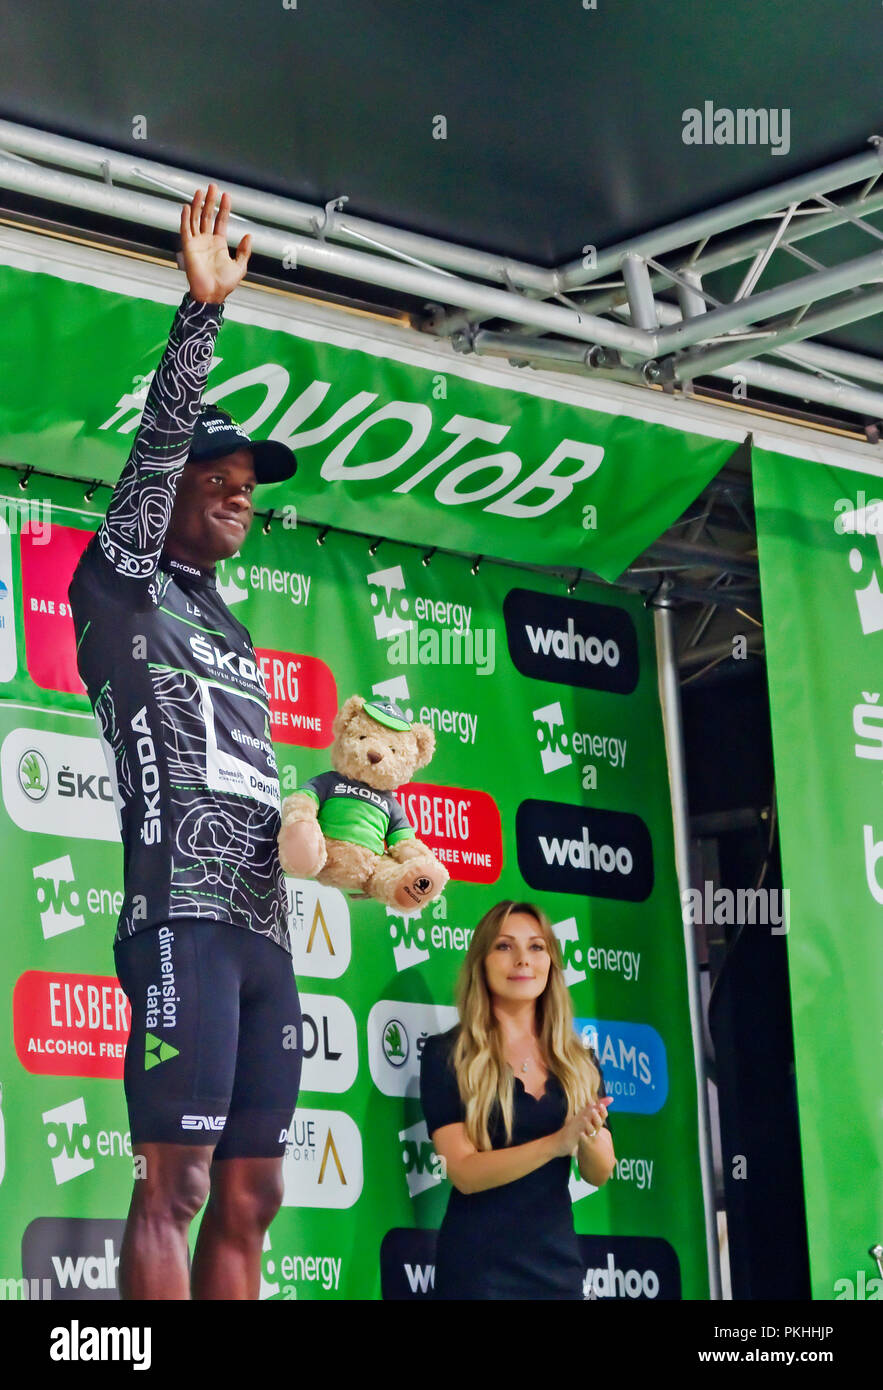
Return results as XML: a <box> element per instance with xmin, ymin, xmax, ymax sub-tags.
<box><xmin>0</xmin><ymin>462</ymin><xmax>707</xmax><ymax>1299</ymax></box>
<box><xmin>754</xmin><ymin>442</ymin><xmax>883</xmax><ymax>1301</ymax></box>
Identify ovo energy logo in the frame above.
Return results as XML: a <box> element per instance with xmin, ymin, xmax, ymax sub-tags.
<box><xmin>42</xmin><ymin>1098</ymin><xmax>94</xmax><ymax>1184</ymax></box>
<box><xmin>33</xmin><ymin>857</ymin><xmax>85</xmax><ymax>939</ymax></box>
<box><xmin>399</xmin><ymin>1119</ymin><xmax>446</xmax><ymax>1197</ymax></box>
<box><xmin>533</xmin><ymin>701</ymin><xmax>573</xmax><ymax>775</ymax></box>
<box><xmin>367</xmin><ymin>564</ymin><xmax>413</xmax><ymax>640</ymax></box>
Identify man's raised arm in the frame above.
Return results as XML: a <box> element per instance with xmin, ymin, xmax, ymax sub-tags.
<box><xmin>93</xmin><ymin>187</ymin><xmax>252</xmax><ymax>601</ymax></box>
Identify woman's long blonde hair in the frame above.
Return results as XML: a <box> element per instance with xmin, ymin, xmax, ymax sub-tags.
<box><xmin>452</xmin><ymin>899</ymin><xmax>602</xmax><ymax>1150</ymax></box>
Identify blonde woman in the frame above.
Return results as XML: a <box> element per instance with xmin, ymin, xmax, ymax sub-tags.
<box><xmin>419</xmin><ymin>899</ymin><xmax>615</xmax><ymax>1300</ymax></box>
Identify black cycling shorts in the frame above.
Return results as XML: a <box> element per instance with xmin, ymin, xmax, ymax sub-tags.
<box><xmin>114</xmin><ymin>919</ymin><xmax>302</xmax><ymax>1158</ymax></box>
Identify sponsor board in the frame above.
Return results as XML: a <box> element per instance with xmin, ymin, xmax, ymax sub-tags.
<box><xmin>31</xmin><ymin>855</ymin><xmax>124</xmax><ymax>941</ymax></box>
<box><xmin>260</xmin><ymin>1230</ymin><xmax>344</xmax><ymax>1300</ymax></box>
<box><xmin>516</xmin><ymin>798</ymin><xmax>653</xmax><ymax>901</ymax></box>
<box><xmin>285</xmin><ymin>881</ymin><xmax>352</xmax><ymax>980</ymax></box>
<box><xmin>532</xmin><ymin>700</ymin><xmax>628</xmax><ymax>782</ymax></box>
<box><xmin>20</xmin><ymin>522</ymin><xmax>90</xmax><ymax>693</ymax></box>
<box><xmin>396</xmin><ymin>781</ymin><xmax>502</xmax><ymax>883</ymax></box>
<box><xmin>371</xmin><ymin>673</ymin><xmax>478</xmax><ymax>748</ymax></box>
<box><xmin>385</xmin><ymin>900</ymin><xmax>475</xmax><ymax>973</ymax></box>
<box><xmin>366</xmin><ymin>999</ymin><xmax>459</xmax><ymax>1097</ymax></box>
<box><xmin>552</xmin><ymin>917</ymin><xmax>641</xmax><ymax>987</ymax></box>
<box><xmin>0</xmin><ymin>517</ymin><xmax>17</xmax><ymax>683</ymax></box>
<box><xmin>399</xmin><ymin>1118</ymin><xmax>445</xmax><ymax>1197</ymax></box>
<box><xmin>280</xmin><ymin>1109</ymin><xmax>363</xmax><ymax>1209</ymax></box>
<box><xmin>216</xmin><ymin>556</ymin><xmax>311</xmax><ymax>611</ymax></box>
<box><xmin>296</xmin><ymin>994</ymin><xmax>358</xmax><ymax>1094</ymax></box>
<box><xmin>574</xmin><ymin>1018</ymin><xmax>668</xmax><ymax>1113</ymax></box>
<box><xmin>41</xmin><ymin>1096</ymin><xmax>132</xmax><ymax>1185</ymax></box>
<box><xmin>503</xmin><ymin>588</ymin><xmax>639</xmax><ymax>693</ymax></box>
<box><xmin>22</xmin><ymin>1218</ymin><xmax>125</xmax><ymax>1301</ymax></box>
<box><xmin>255</xmin><ymin>648</ymin><xmax>337</xmax><ymax>747</ymax></box>
<box><xmin>1</xmin><ymin>725</ymin><xmax>120</xmax><ymax>841</ymax></box>
<box><xmin>13</xmin><ymin>971</ymin><xmax>130</xmax><ymax>1078</ymax></box>
<box><xmin>578</xmin><ymin>1234</ymin><xmax>681</xmax><ymax>1299</ymax></box>
<box><xmin>379</xmin><ymin>1227</ymin><xmax>439</xmax><ymax>1300</ymax></box>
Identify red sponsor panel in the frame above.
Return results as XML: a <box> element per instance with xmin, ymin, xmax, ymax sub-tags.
<box><xmin>395</xmin><ymin>782</ymin><xmax>503</xmax><ymax>883</ymax></box>
<box><xmin>13</xmin><ymin>970</ymin><xmax>131</xmax><ymax>1078</ymax></box>
<box><xmin>21</xmin><ymin>522</ymin><xmax>93</xmax><ymax>693</ymax></box>
<box><xmin>255</xmin><ymin>647</ymin><xmax>337</xmax><ymax>748</ymax></box>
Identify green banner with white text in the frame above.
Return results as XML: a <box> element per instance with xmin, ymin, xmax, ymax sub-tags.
<box><xmin>0</xmin><ymin>462</ymin><xmax>708</xmax><ymax>1300</ymax></box>
<box><xmin>753</xmin><ymin>441</ymin><xmax>883</xmax><ymax>1301</ymax></box>
<box><xmin>0</xmin><ymin>256</ymin><xmax>737</xmax><ymax>579</ymax></box>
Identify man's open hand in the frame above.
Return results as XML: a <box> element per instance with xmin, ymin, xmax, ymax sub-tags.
<box><xmin>180</xmin><ymin>185</ymin><xmax>252</xmax><ymax>304</ymax></box>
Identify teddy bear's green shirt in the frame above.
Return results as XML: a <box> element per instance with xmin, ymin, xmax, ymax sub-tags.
<box><xmin>298</xmin><ymin>772</ymin><xmax>416</xmax><ymax>856</ymax></box>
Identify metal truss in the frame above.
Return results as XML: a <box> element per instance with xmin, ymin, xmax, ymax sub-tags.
<box><xmin>4</xmin><ymin>120</ymin><xmax>883</xmax><ymax>427</ymax></box>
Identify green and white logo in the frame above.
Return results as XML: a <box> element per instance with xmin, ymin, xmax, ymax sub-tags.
<box><xmin>18</xmin><ymin>749</ymin><xmax>48</xmax><ymax>801</ymax></box>
<box><xmin>144</xmin><ymin>1032</ymin><xmax>179</xmax><ymax>1071</ymax></box>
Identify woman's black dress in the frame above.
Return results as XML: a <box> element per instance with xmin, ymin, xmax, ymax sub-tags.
<box><xmin>418</xmin><ymin>1026</ymin><xmax>609</xmax><ymax>1301</ymax></box>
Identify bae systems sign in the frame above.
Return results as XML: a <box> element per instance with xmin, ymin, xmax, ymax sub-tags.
<box><xmin>503</xmin><ymin>589</ymin><xmax>639</xmax><ymax>694</ymax></box>
<box><xmin>516</xmin><ymin>799</ymin><xmax>653</xmax><ymax>901</ymax></box>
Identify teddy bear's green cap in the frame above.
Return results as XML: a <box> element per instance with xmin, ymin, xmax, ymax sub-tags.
<box><xmin>363</xmin><ymin>698</ymin><xmax>412</xmax><ymax>731</ymax></box>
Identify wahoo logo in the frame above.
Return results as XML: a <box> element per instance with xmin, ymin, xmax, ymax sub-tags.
<box><xmin>399</xmin><ymin>1119</ymin><xmax>445</xmax><ymax>1197</ymax></box>
<box><xmin>578</xmin><ymin>1234</ymin><xmax>681</xmax><ymax>1300</ymax></box>
<box><xmin>42</xmin><ymin>1097</ymin><xmax>94</xmax><ymax>1184</ymax></box>
<box><xmin>379</xmin><ymin>1228</ymin><xmax>439</xmax><ymax>1300</ymax></box>
<box><xmin>551</xmin><ymin>916</ymin><xmax>586</xmax><ymax>986</ymax></box>
<box><xmin>367</xmin><ymin>565</ymin><xmax>414</xmax><ymax>640</ymax></box>
<box><xmin>533</xmin><ymin>701</ymin><xmax>573</xmax><ymax>774</ymax></box>
<box><xmin>144</xmin><ymin>1032</ymin><xmax>179</xmax><ymax>1071</ymax></box>
<box><xmin>504</xmin><ymin>589</ymin><xmax>638</xmax><ymax>693</ymax></box>
<box><xmin>33</xmin><ymin>856</ymin><xmax>85</xmax><ymax>939</ymax></box>
<box><xmin>387</xmin><ymin>908</ymin><xmax>431</xmax><ymax>971</ymax></box>
<box><xmin>181</xmin><ymin>1114</ymin><xmax>226</xmax><ymax>1132</ymax></box>
<box><xmin>215</xmin><ymin>557</ymin><xmax>249</xmax><ymax>607</ymax></box>
<box><xmin>516</xmin><ymin>800</ymin><xmax>653</xmax><ymax>901</ymax></box>
<box><xmin>22</xmin><ymin>1218</ymin><xmax>126</xmax><ymax>1302</ymax></box>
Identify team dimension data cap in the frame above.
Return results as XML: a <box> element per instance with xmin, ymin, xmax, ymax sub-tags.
<box><xmin>363</xmin><ymin>698</ymin><xmax>412</xmax><ymax>731</ymax></box>
<box><xmin>189</xmin><ymin>405</ymin><xmax>297</xmax><ymax>484</ymax></box>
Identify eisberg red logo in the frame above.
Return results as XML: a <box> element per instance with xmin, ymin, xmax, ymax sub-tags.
<box><xmin>255</xmin><ymin>648</ymin><xmax>337</xmax><ymax>748</ymax></box>
<box><xmin>14</xmin><ymin>970</ymin><xmax>131</xmax><ymax>1079</ymax></box>
<box><xmin>395</xmin><ymin>782</ymin><xmax>503</xmax><ymax>883</ymax></box>
<box><xmin>21</xmin><ymin>523</ymin><xmax>92</xmax><ymax>693</ymax></box>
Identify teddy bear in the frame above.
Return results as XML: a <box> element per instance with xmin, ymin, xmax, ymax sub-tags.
<box><xmin>278</xmin><ymin>694</ymin><xmax>449</xmax><ymax>911</ymax></box>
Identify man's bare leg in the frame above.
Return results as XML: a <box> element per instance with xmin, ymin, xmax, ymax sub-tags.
<box><xmin>120</xmin><ymin>1143</ymin><xmax>214</xmax><ymax>1300</ymax></box>
<box><xmin>190</xmin><ymin>1156</ymin><xmax>284</xmax><ymax>1300</ymax></box>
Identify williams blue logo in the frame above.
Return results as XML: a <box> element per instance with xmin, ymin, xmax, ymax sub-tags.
<box><xmin>575</xmin><ymin>1018</ymin><xmax>668</xmax><ymax>1113</ymax></box>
